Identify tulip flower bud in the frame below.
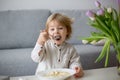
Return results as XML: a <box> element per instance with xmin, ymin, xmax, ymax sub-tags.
<box><xmin>95</xmin><ymin>1</ymin><xmax>101</xmax><ymax>8</ymax></box>
<box><xmin>90</xmin><ymin>40</ymin><xmax>97</xmax><ymax>45</ymax></box>
<box><xmin>97</xmin><ymin>9</ymin><xmax>104</xmax><ymax>16</ymax></box>
<box><xmin>82</xmin><ymin>40</ymin><xmax>89</xmax><ymax>44</ymax></box>
<box><xmin>107</xmin><ymin>8</ymin><xmax>112</xmax><ymax>13</ymax></box>
<box><xmin>86</xmin><ymin>10</ymin><xmax>96</xmax><ymax>21</ymax></box>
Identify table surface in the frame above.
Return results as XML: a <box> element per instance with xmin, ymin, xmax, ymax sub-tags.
<box><xmin>10</xmin><ymin>67</ymin><xmax>120</xmax><ymax>80</ymax></box>
<box><xmin>0</xmin><ymin>76</ymin><xmax>9</xmax><ymax>80</ymax></box>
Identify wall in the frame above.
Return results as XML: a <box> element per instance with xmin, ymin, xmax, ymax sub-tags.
<box><xmin>0</xmin><ymin>0</ymin><xmax>118</xmax><ymax>11</ymax></box>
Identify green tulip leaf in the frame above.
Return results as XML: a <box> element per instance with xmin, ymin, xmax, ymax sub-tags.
<box><xmin>95</xmin><ymin>40</ymin><xmax>111</xmax><ymax>63</ymax></box>
<box><xmin>105</xmin><ymin>42</ymin><xmax>110</xmax><ymax>67</ymax></box>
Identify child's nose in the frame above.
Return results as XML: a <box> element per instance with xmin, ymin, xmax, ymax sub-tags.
<box><xmin>54</xmin><ymin>29</ymin><xmax>59</xmax><ymax>33</ymax></box>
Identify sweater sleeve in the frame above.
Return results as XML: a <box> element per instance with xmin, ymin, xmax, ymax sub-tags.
<box><xmin>69</xmin><ymin>47</ymin><xmax>82</xmax><ymax>69</ymax></box>
<box><xmin>31</xmin><ymin>43</ymin><xmax>45</xmax><ymax>63</ymax></box>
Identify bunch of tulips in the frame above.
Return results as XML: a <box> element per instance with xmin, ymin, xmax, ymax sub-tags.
<box><xmin>82</xmin><ymin>0</ymin><xmax>120</xmax><ymax>67</ymax></box>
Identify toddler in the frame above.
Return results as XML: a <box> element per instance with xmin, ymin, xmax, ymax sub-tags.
<box><xmin>31</xmin><ymin>13</ymin><xmax>84</xmax><ymax>78</ymax></box>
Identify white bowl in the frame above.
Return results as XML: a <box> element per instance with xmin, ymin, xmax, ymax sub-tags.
<box><xmin>36</xmin><ymin>68</ymin><xmax>76</xmax><ymax>80</ymax></box>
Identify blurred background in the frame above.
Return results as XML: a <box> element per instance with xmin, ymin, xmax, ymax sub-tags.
<box><xmin>0</xmin><ymin>0</ymin><xmax>118</xmax><ymax>11</ymax></box>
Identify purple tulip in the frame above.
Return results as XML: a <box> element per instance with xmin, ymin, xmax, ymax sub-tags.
<box><xmin>86</xmin><ymin>10</ymin><xmax>95</xmax><ymax>17</ymax></box>
<box><xmin>95</xmin><ymin>1</ymin><xmax>101</xmax><ymax>8</ymax></box>
<box><xmin>86</xmin><ymin>10</ymin><xmax>95</xmax><ymax>21</ymax></box>
<box><xmin>97</xmin><ymin>9</ymin><xmax>104</xmax><ymax>15</ymax></box>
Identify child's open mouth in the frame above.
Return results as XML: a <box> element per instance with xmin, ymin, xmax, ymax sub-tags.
<box><xmin>53</xmin><ymin>35</ymin><xmax>61</xmax><ymax>41</ymax></box>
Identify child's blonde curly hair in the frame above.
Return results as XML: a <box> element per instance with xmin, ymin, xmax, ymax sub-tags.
<box><xmin>46</xmin><ymin>13</ymin><xmax>73</xmax><ymax>40</ymax></box>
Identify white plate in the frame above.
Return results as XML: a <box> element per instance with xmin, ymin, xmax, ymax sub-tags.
<box><xmin>37</xmin><ymin>68</ymin><xmax>76</xmax><ymax>80</ymax></box>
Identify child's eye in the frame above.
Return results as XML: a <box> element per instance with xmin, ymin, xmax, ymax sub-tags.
<box><xmin>51</xmin><ymin>28</ymin><xmax>54</xmax><ymax>31</ymax></box>
<box><xmin>59</xmin><ymin>27</ymin><xmax>63</xmax><ymax>30</ymax></box>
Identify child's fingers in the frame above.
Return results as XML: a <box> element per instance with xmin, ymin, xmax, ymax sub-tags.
<box><xmin>74</xmin><ymin>67</ymin><xmax>81</xmax><ymax>78</ymax></box>
<box><xmin>40</xmin><ymin>29</ymin><xmax>45</xmax><ymax>33</ymax></box>
<box><xmin>74</xmin><ymin>73</ymin><xmax>80</xmax><ymax>78</ymax></box>
<box><xmin>74</xmin><ymin>67</ymin><xmax>84</xmax><ymax>78</ymax></box>
<box><xmin>40</xmin><ymin>30</ymin><xmax>47</xmax><ymax>35</ymax></box>
<box><xmin>75</xmin><ymin>67</ymin><xmax>80</xmax><ymax>73</ymax></box>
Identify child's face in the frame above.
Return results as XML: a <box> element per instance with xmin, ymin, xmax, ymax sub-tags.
<box><xmin>48</xmin><ymin>20</ymin><xmax>68</xmax><ymax>45</ymax></box>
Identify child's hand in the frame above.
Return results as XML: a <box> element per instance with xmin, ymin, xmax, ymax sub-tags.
<box><xmin>37</xmin><ymin>30</ymin><xmax>49</xmax><ymax>45</ymax></box>
<box><xmin>74</xmin><ymin>67</ymin><xmax>84</xmax><ymax>78</ymax></box>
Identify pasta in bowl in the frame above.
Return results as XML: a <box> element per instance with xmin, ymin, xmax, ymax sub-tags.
<box><xmin>37</xmin><ymin>68</ymin><xmax>76</xmax><ymax>80</ymax></box>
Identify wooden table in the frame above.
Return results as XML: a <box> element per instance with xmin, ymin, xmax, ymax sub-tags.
<box><xmin>10</xmin><ymin>67</ymin><xmax>120</xmax><ymax>80</ymax></box>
